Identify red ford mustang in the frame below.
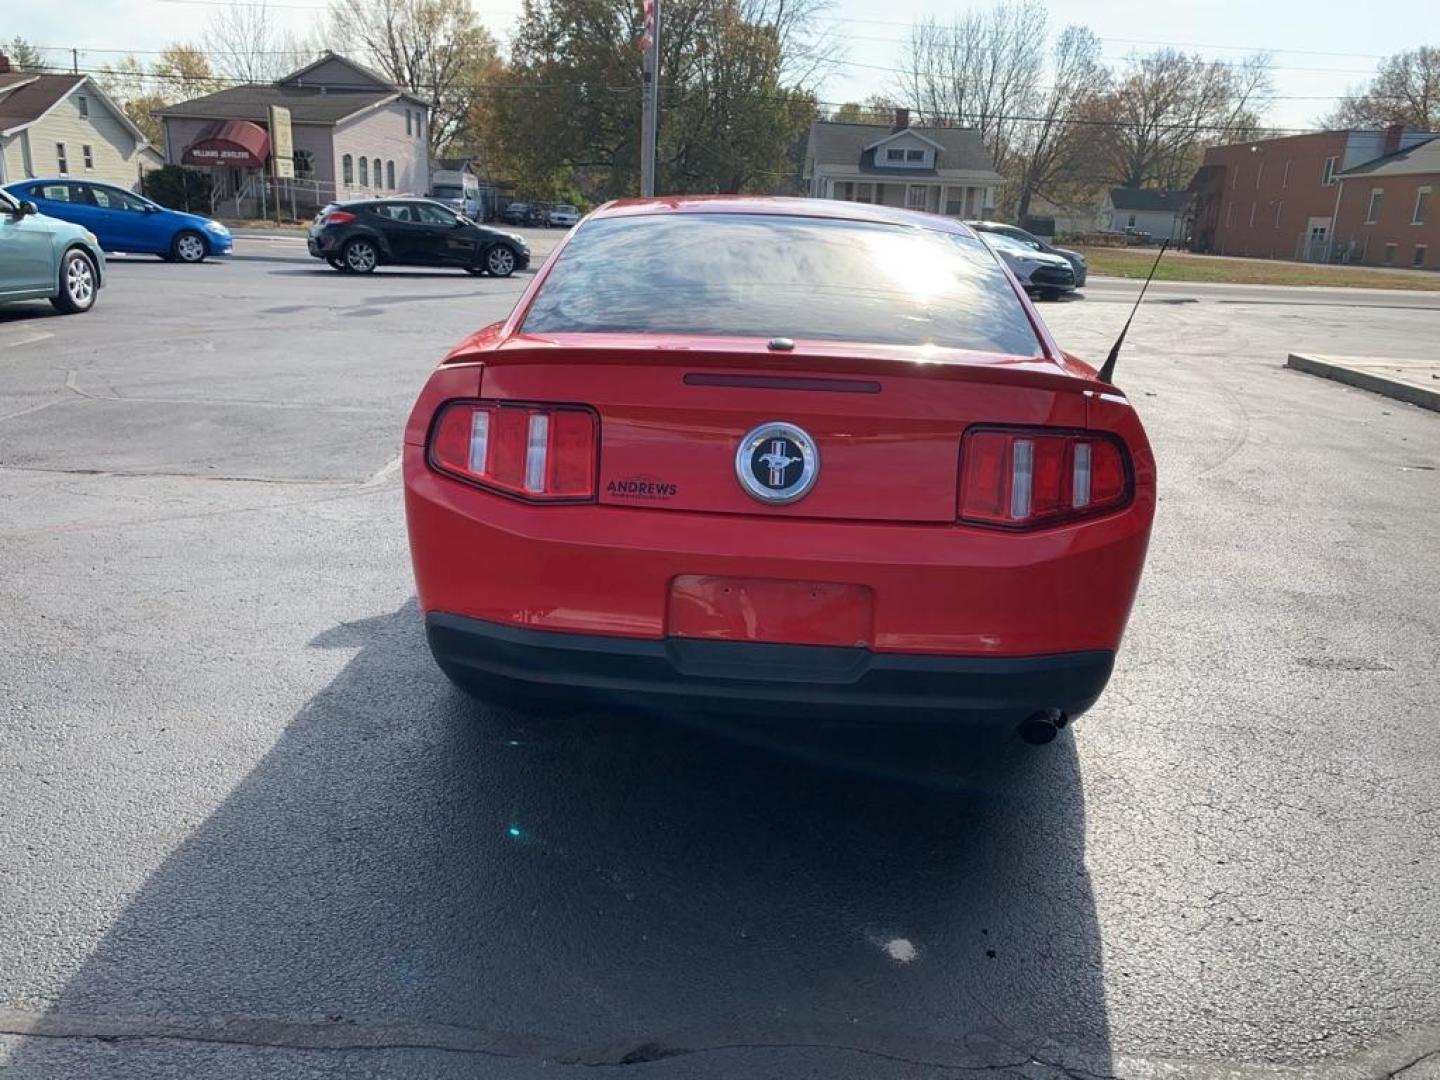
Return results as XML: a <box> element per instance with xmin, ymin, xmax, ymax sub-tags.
<box><xmin>404</xmin><ymin>197</ymin><xmax>1155</xmax><ymax>740</ymax></box>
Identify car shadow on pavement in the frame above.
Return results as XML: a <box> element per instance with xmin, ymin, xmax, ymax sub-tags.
<box><xmin>6</xmin><ymin>603</ymin><xmax>1112</xmax><ymax>1077</ymax></box>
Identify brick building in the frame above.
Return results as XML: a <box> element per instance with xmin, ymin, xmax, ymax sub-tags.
<box><xmin>1332</xmin><ymin>137</ymin><xmax>1438</xmax><ymax>268</ymax></box>
<box><xmin>1188</xmin><ymin>127</ymin><xmax>1436</xmax><ymax>265</ymax></box>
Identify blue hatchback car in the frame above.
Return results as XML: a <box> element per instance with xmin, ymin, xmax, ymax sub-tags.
<box><xmin>3</xmin><ymin>179</ymin><xmax>232</xmax><ymax>262</ymax></box>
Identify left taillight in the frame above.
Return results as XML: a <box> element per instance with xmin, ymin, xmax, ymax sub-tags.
<box><xmin>959</xmin><ymin>427</ymin><xmax>1130</xmax><ymax>528</ymax></box>
<box><xmin>322</xmin><ymin>209</ymin><xmax>356</xmax><ymax>225</ymax></box>
<box><xmin>428</xmin><ymin>400</ymin><xmax>597</xmax><ymax>502</ymax></box>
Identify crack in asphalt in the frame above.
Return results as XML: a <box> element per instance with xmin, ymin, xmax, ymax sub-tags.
<box><xmin>4</xmin><ymin>1008</ymin><xmax>1440</xmax><ymax>1078</ymax></box>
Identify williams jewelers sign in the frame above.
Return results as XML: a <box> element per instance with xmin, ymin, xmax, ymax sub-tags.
<box><xmin>181</xmin><ymin>119</ymin><xmax>271</xmax><ymax>169</ymax></box>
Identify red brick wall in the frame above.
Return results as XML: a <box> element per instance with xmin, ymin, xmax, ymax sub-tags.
<box><xmin>1333</xmin><ymin>172</ymin><xmax>1438</xmax><ymax>268</ymax></box>
<box><xmin>1203</xmin><ymin>133</ymin><xmax>1349</xmax><ymax>258</ymax></box>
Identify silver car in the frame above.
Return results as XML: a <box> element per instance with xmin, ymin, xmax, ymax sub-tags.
<box><xmin>547</xmin><ymin>204</ymin><xmax>580</xmax><ymax>228</ymax></box>
<box><xmin>0</xmin><ymin>187</ymin><xmax>106</xmax><ymax>314</ymax></box>
<box><xmin>978</xmin><ymin>231</ymin><xmax>1077</xmax><ymax>299</ymax></box>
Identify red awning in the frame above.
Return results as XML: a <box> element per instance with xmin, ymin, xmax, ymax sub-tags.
<box><xmin>182</xmin><ymin>119</ymin><xmax>270</xmax><ymax>168</ymax></box>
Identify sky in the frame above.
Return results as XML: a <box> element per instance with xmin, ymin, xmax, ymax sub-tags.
<box><xmin>9</xmin><ymin>0</ymin><xmax>1435</xmax><ymax>130</ymax></box>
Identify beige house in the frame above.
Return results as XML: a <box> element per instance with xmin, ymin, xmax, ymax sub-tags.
<box><xmin>803</xmin><ymin>111</ymin><xmax>1004</xmax><ymax>217</ymax></box>
<box><xmin>0</xmin><ymin>58</ymin><xmax>156</xmax><ymax>191</ymax></box>
<box><xmin>158</xmin><ymin>53</ymin><xmax>431</xmax><ymax>218</ymax></box>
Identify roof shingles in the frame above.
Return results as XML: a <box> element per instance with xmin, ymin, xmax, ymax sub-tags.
<box><xmin>157</xmin><ymin>85</ymin><xmax>396</xmax><ymax>124</ymax></box>
<box><xmin>808</xmin><ymin>121</ymin><xmax>1002</xmax><ymax>179</ymax></box>
<box><xmin>0</xmin><ymin>74</ymin><xmax>82</xmax><ymax>133</ymax></box>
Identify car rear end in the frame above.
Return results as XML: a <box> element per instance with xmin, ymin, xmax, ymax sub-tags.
<box><xmin>404</xmin><ymin>203</ymin><xmax>1155</xmax><ymax>731</ymax></box>
<box><xmin>307</xmin><ymin>203</ymin><xmax>357</xmax><ymax>261</ymax></box>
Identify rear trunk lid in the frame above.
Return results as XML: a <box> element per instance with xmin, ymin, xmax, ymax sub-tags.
<box><xmin>474</xmin><ymin>335</ymin><xmax>1093</xmax><ymax>524</ymax></box>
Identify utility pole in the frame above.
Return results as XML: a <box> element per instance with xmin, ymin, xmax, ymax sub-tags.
<box><xmin>71</xmin><ymin>49</ymin><xmax>79</xmax><ymax>75</ymax></box>
<box><xmin>640</xmin><ymin>0</ymin><xmax>660</xmax><ymax>197</ymax></box>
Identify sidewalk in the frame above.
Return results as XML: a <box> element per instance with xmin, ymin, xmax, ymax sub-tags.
<box><xmin>1287</xmin><ymin>353</ymin><xmax>1440</xmax><ymax>412</ymax></box>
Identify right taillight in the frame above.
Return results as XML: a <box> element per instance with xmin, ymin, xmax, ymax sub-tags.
<box><xmin>323</xmin><ymin>210</ymin><xmax>357</xmax><ymax>225</ymax></box>
<box><xmin>429</xmin><ymin>400</ymin><xmax>597</xmax><ymax>502</ymax></box>
<box><xmin>959</xmin><ymin>427</ymin><xmax>1130</xmax><ymax>528</ymax></box>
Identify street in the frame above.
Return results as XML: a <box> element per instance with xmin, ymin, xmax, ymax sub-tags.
<box><xmin>1</xmin><ymin>239</ymin><xmax>1438</xmax><ymax>1079</ymax></box>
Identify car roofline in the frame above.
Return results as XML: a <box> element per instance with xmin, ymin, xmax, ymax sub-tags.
<box><xmin>590</xmin><ymin>195</ymin><xmax>979</xmax><ymax>239</ymax></box>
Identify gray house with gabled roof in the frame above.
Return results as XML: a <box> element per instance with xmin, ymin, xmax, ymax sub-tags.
<box><xmin>158</xmin><ymin>53</ymin><xmax>430</xmax><ymax>216</ymax></box>
<box><xmin>803</xmin><ymin>110</ymin><xmax>1004</xmax><ymax>218</ymax></box>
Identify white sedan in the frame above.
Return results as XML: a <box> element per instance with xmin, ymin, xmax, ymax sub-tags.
<box><xmin>979</xmin><ymin>231</ymin><xmax>1078</xmax><ymax>299</ymax></box>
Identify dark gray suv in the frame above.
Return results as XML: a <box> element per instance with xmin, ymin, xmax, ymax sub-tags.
<box><xmin>965</xmin><ymin>221</ymin><xmax>1087</xmax><ymax>287</ymax></box>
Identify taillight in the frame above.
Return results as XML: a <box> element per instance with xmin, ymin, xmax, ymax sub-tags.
<box><xmin>959</xmin><ymin>427</ymin><xmax>1130</xmax><ymax>527</ymax></box>
<box><xmin>323</xmin><ymin>210</ymin><xmax>356</xmax><ymax>225</ymax></box>
<box><xmin>429</xmin><ymin>400</ymin><xmax>597</xmax><ymax>501</ymax></box>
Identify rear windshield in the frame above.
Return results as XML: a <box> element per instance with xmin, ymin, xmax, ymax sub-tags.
<box><xmin>521</xmin><ymin>212</ymin><xmax>1040</xmax><ymax>355</ymax></box>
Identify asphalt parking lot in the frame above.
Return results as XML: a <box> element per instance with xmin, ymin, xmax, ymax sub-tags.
<box><xmin>2</xmin><ymin>242</ymin><xmax>1438</xmax><ymax>1079</ymax></box>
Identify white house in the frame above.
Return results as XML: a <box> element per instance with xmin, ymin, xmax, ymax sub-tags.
<box><xmin>803</xmin><ymin>111</ymin><xmax>1004</xmax><ymax>217</ymax></box>
<box><xmin>1103</xmin><ymin>188</ymin><xmax>1190</xmax><ymax>240</ymax></box>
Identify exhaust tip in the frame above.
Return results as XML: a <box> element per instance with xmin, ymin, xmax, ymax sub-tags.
<box><xmin>1018</xmin><ymin>709</ymin><xmax>1068</xmax><ymax>746</ymax></box>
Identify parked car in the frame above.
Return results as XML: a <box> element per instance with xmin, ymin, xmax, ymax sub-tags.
<box><xmin>307</xmin><ymin>198</ymin><xmax>529</xmax><ymax>277</ymax></box>
<box><xmin>547</xmin><ymin>204</ymin><xmax>580</xmax><ymax>228</ymax></box>
<box><xmin>966</xmin><ymin>220</ymin><xmax>1087</xmax><ymax>286</ymax></box>
<box><xmin>404</xmin><ymin>199</ymin><xmax>1155</xmax><ymax>742</ymax></box>
<box><xmin>4</xmin><ymin>179</ymin><xmax>232</xmax><ymax>263</ymax></box>
<box><xmin>500</xmin><ymin>201</ymin><xmax>531</xmax><ymax>226</ymax></box>
<box><xmin>978</xmin><ymin>231</ymin><xmax>1077</xmax><ymax>299</ymax></box>
<box><xmin>0</xmin><ymin>187</ymin><xmax>105</xmax><ymax>314</ymax></box>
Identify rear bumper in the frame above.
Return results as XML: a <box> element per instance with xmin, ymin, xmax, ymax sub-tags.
<box><xmin>428</xmin><ymin>611</ymin><xmax>1115</xmax><ymax>720</ymax></box>
<box><xmin>1028</xmin><ymin>265</ymin><xmax>1076</xmax><ymax>291</ymax></box>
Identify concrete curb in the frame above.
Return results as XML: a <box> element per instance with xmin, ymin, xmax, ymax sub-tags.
<box><xmin>1286</xmin><ymin>353</ymin><xmax>1440</xmax><ymax>413</ymax></box>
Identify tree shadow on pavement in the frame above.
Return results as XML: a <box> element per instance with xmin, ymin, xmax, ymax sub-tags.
<box><xmin>4</xmin><ymin>602</ymin><xmax>1111</xmax><ymax>1077</ymax></box>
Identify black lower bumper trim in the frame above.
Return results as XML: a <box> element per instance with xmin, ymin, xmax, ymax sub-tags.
<box><xmin>426</xmin><ymin>613</ymin><xmax>1115</xmax><ymax>721</ymax></box>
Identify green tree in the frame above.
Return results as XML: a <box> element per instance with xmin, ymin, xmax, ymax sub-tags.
<box><xmin>6</xmin><ymin>37</ymin><xmax>47</xmax><ymax>71</ymax></box>
<box><xmin>498</xmin><ymin>0</ymin><xmax>823</xmax><ymax>199</ymax></box>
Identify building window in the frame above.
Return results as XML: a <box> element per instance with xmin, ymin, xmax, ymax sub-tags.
<box><xmin>405</xmin><ymin>110</ymin><xmax>412</xmax><ymax>136</ymax></box>
<box><xmin>375</xmin><ymin>158</ymin><xmax>384</xmax><ymax>187</ymax></box>
<box><xmin>387</xmin><ymin>160</ymin><xmax>395</xmax><ymax>189</ymax></box>
<box><xmin>1274</xmin><ymin>201</ymin><xmax>1282</xmax><ymax>228</ymax></box>
<box><xmin>886</xmin><ymin>148</ymin><xmax>904</xmax><ymax>161</ymax></box>
<box><xmin>77</xmin><ymin>96</ymin><xmax>88</xmax><ymax>118</ymax></box>
<box><xmin>1126</xmin><ymin>213</ymin><xmax>1136</xmax><ymax>227</ymax></box>
<box><xmin>1413</xmin><ymin>186</ymin><xmax>1431</xmax><ymax>225</ymax></box>
<box><xmin>1414</xmin><ymin>244</ymin><xmax>1428</xmax><ymax>268</ymax></box>
<box><xmin>293</xmin><ymin>148</ymin><xmax>314</xmax><ymax>179</ymax></box>
<box><xmin>1282</xmin><ymin>159</ymin><xmax>1290</xmax><ymax>188</ymax></box>
<box><xmin>359</xmin><ymin>157</ymin><xmax>369</xmax><ymax>187</ymax></box>
<box><xmin>905</xmin><ymin>148</ymin><xmax>924</xmax><ymax>162</ymax></box>
<box><xmin>1365</xmin><ymin>188</ymin><xmax>1383</xmax><ymax>224</ymax></box>
<box><xmin>1382</xmin><ymin>242</ymin><xmax>1396</xmax><ymax>265</ymax></box>
<box><xmin>56</xmin><ymin>143</ymin><xmax>68</xmax><ymax>175</ymax></box>
<box><xmin>1322</xmin><ymin>157</ymin><xmax>1337</xmax><ymax>186</ymax></box>
<box><xmin>342</xmin><ymin>154</ymin><xmax>353</xmax><ymax>185</ymax></box>
<box><xmin>82</xmin><ymin>145</ymin><xmax>94</xmax><ymax>170</ymax></box>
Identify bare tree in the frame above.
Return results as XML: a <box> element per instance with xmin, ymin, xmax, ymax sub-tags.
<box><xmin>895</xmin><ymin>0</ymin><xmax>1046</xmax><ymax>168</ymax></box>
<box><xmin>1089</xmin><ymin>49</ymin><xmax>1273</xmax><ymax>190</ymax></box>
<box><xmin>1009</xmin><ymin>25</ymin><xmax>1107</xmax><ymax>221</ymax></box>
<box><xmin>327</xmin><ymin>0</ymin><xmax>500</xmax><ymax>153</ymax></box>
<box><xmin>205</xmin><ymin>1</ymin><xmax>315</xmax><ymax>83</ymax></box>
<box><xmin>1324</xmin><ymin>46</ymin><xmax>1440</xmax><ymax>130</ymax></box>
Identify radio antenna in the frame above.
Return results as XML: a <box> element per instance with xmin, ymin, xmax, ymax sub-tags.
<box><xmin>1097</xmin><ymin>240</ymin><xmax>1169</xmax><ymax>384</ymax></box>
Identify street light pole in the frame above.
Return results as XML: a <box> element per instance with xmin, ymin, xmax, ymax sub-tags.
<box><xmin>640</xmin><ymin>0</ymin><xmax>660</xmax><ymax>197</ymax></box>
